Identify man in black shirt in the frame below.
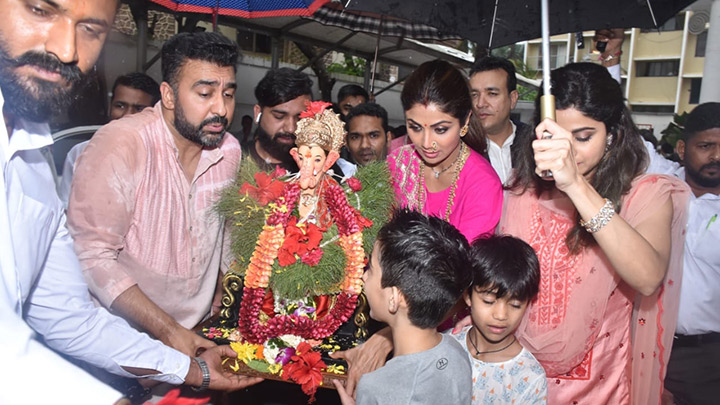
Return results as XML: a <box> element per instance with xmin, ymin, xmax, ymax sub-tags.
<box><xmin>248</xmin><ymin>68</ymin><xmax>312</xmax><ymax>172</ymax></box>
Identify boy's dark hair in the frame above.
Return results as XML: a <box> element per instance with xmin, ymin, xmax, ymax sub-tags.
<box><xmin>112</xmin><ymin>72</ymin><xmax>161</xmax><ymax>105</ymax></box>
<box><xmin>469</xmin><ymin>56</ymin><xmax>518</xmax><ymax>93</ymax></box>
<box><xmin>345</xmin><ymin>102</ymin><xmax>390</xmax><ymax>133</ymax></box>
<box><xmin>469</xmin><ymin>235</ymin><xmax>540</xmax><ymax>302</ymax></box>
<box><xmin>337</xmin><ymin>84</ymin><xmax>369</xmax><ymax>103</ymax></box>
<box><xmin>161</xmin><ymin>32</ymin><xmax>239</xmax><ymax>90</ymax></box>
<box><xmin>683</xmin><ymin>102</ymin><xmax>720</xmax><ymax>141</ymax></box>
<box><xmin>254</xmin><ymin>67</ymin><xmax>313</xmax><ymax>108</ymax></box>
<box><xmin>376</xmin><ymin>209</ymin><xmax>471</xmax><ymax>329</ymax></box>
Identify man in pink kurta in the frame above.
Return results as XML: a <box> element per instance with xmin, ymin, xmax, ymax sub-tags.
<box><xmin>68</xmin><ymin>104</ymin><xmax>239</xmax><ymax>328</ymax></box>
<box><xmin>67</xmin><ymin>32</ymin><xmax>242</xmax><ymax>358</ymax></box>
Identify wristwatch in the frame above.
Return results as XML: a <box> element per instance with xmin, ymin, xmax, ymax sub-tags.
<box><xmin>191</xmin><ymin>357</ymin><xmax>211</xmax><ymax>392</ymax></box>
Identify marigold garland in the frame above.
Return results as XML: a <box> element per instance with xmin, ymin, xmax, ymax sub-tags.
<box><xmin>244</xmin><ymin>224</ymin><xmax>284</xmax><ymax>289</ymax></box>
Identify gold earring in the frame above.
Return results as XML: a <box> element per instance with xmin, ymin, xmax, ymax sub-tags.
<box><xmin>460</xmin><ymin>125</ymin><xmax>469</xmax><ymax>137</ymax></box>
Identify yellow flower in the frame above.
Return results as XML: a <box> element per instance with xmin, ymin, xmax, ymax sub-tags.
<box><xmin>325</xmin><ymin>364</ymin><xmax>346</xmax><ymax>375</ymax></box>
<box><xmin>268</xmin><ymin>363</ymin><xmax>282</xmax><ymax>374</ymax></box>
<box><xmin>230</xmin><ymin>342</ymin><xmax>258</xmax><ymax>364</ymax></box>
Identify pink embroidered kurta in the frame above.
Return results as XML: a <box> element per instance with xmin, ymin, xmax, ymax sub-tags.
<box><xmin>388</xmin><ymin>144</ymin><xmax>502</xmax><ymax>242</ymax></box>
<box><xmin>499</xmin><ymin>174</ymin><xmax>689</xmax><ymax>404</ymax></box>
<box><xmin>67</xmin><ymin>104</ymin><xmax>241</xmax><ymax>329</ymax></box>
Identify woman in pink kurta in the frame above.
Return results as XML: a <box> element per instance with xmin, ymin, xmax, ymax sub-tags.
<box><xmin>501</xmin><ymin>63</ymin><xmax>689</xmax><ymax>404</ymax></box>
<box><xmin>386</xmin><ymin>60</ymin><xmax>502</xmax><ymax>242</ymax></box>
<box><xmin>388</xmin><ymin>145</ymin><xmax>501</xmax><ymax>242</ymax></box>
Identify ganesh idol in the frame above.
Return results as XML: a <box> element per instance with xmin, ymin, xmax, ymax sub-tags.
<box><xmin>209</xmin><ymin>101</ymin><xmax>395</xmax><ymax>398</ymax></box>
<box><xmin>212</xmin><ymin>99</ymin><xmax>395</xmax><ymax>354</ymax></box>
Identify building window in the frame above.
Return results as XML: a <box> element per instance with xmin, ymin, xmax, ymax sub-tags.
<box><xmin>696</xmin><ymin>31</ymin><xmax>707</xmax><ymax>57</ymax></box>
<box><xmin>632</xmin><ymin>105</ymin><xmax>675</xmax><ymax>113</ymax></box>
<box><xmin>636</xmin><ymin>60</ymin><xmax>680</xmax><ymax>77</ymax></box>
<box><xmin>642</xmin><ymin>14</ymin><xmax>685</xmax><ymax>32</ymax></box>
<box><xmin>237</xmin><ymin>31</ymin><xmax>254</xmax><ymax>51</ymax></box>
<box><xmin>689</xmin><ymin>78</ymin><xmax>702</xmax><ymax>104</ymax></box>
<box><xmin>236</xmin><ymin>32</ymin><xmax>272</xmax><ymax>54</ymax></box>
<box><xmin>536</xmin><ymin>43</ymin><xmax>567</xmax><ymax>70</ymax></box>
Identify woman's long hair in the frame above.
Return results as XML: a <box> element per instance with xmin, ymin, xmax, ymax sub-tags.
<box><xmin>509</xmin><ymin>63</ymin><xmax>648</xmax><ymax>253</ymax></box>
<box><xmin>400</xmin><ymin>60</ymin><xmax>486</xmax><ymax>155</ymax></box>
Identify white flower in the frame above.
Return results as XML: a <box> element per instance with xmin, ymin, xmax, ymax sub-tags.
<box><xmin>279</xmin><ymin>334</ymin><xmax>304</xmax><ymax>348</ymax></box>
<box><xmin>263</xmin><ymin>342</ymin><xmax>280</xmax><ymax>365</ymax></box>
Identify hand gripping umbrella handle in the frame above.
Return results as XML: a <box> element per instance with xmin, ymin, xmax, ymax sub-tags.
<box><xmin>540</xmin><ymin>94</ymin><xmax>555</xmax><ymax>180</ymax></box>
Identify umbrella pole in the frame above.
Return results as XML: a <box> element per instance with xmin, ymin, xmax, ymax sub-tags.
<box><xmin>539</xmin><ymin>0</ymin><xmax>555</xmax><ymax>179</ymax></box>
<box><xmin>370</xmin><ymin>16</ymin><xmax>384</xmax><ymax>96</ymax></box>
<box><xmin>487</xmin><ymin>0</ymin><xmax>500</xmax><ymax>53</ymax></box>
<box><xmin>540</xmin><ymin>0</ymin><xmax>555</xmax><ymax>122</ymax></box>
<box><xmin>212</xmin><ymin>0</ymin><xmax>220</xmax><ymax>32</ymax></box>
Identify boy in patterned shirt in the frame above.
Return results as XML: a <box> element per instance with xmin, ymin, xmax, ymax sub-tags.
<box><xmin>451</xmin><ymin>235</ymin><xmax>547</xmax><ymax>404</ymax></box>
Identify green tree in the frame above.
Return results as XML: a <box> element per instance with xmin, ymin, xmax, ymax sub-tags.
<box><xmin>660</xmin><ymin>112</ymin><xmax>689</xmax><ymax>150</ymax></box>
<box><xmin>327</xmin><ymin>54</ymin><xmax>366</xmax><ymax>77</ymax></box>
<box><xmin>510</xmin><ymin>59</ymin><xmax>538</xmax><ymax>102</ymax></box>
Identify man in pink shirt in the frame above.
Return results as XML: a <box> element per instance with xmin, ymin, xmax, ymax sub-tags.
<box><xmin>68</xmin><ymin>32</ymin><xmax>241</xmax><ymax>359</ymax></box>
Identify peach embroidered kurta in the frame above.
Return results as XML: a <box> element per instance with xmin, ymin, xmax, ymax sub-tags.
<box><xmin>67</xmin><ymin>105</ymin><xmax>240</xmax><ymax>329</ymax></box>
<box><xmin>500</xmin><ymin>175</ymin><xmax>689</xmax><ymax>404</ymax></box>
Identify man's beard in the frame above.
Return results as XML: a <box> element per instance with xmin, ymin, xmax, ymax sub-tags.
<box><xmin>686</xmin><ymin>161</ymin><xmax>720</xmax><ymax>189</ymax></box>
<box><xmin>174</xmin><ymin>100</ymin><xmax>228</xmax><ymax>148</ymax></box>
<box><xmin>0</xmin><ymin>40</ymin><xmax>84</xmax><ymax>122</ymax></box>
<box><xmin>255</xmin><ymin>124</ymin><xmax>295</xmax><ymax>163</ymax></box>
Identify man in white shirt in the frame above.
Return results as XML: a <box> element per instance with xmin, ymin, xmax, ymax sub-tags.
<box><xmin>664</xmin><ymin>102</ymin><xmax>720</xmax><ymax>405</ymax></box>
<box><xmin>469</xmin><ymin>57</ymin><xmax>531</xmax><ymax>185</ymax></box>
<box><xmin>0</xmin><ymin>0</ymin><xmax>260</xmax><ymax>403</ymax></box>
<box><xmin>339</xmin><ymin>102</ymin><xmax>394</xmax><ymax>177</ymax></box>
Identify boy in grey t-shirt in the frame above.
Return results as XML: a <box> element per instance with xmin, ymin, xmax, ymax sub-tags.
<box><xmin>333</xmin><ymin>209</ymin><xmax>473</xmax><ymax>404</ymax></box>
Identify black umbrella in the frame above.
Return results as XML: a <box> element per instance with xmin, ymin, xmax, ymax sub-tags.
<box><xmin>307</xmin><ymin>4</ymin><xmax>464</xmax><ymax>93</ymax></box>
<box><xmin>343</xmin><ymin>0</ymin><xmax>695</xmax><ymax>153</ymax></box>
<box><xmin>309</xmin><ymin>5</ymin><xmax>461</xmax><ymax>41</ymax></box>
<box><xmin>342</xmin><ymin>0</ymin><xmax>695</xmax><ymax>50</ymax></box>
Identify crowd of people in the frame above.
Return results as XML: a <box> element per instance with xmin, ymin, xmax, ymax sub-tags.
<box><xmin>1</xmin><ymin>0</ymin><xmax>718</xmax><ymax>404</ymax></box>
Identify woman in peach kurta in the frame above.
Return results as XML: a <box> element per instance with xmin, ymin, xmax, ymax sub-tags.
<box><xmin>501</xmin><ymin>63</ymin><xmax>689</xmax><ymax>404</ymax></box>
<box><xmin>501</xmin><ymin>176</ymin><xmax>688</xmax><ymax>403</ymax></box>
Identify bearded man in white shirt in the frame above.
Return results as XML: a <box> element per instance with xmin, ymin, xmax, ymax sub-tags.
<box><xmin>663</xmin><ymin>102</ymin><xmax>720</xmax><ymax>405</ymax></box>
<box><xmin>0</xmin><ymin>0</ymin><xmax>260</xmax><ymax>403</ymax></box>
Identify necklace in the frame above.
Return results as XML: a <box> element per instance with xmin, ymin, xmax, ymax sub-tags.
<box><xmin>468</xmin><ymin>327</ymin><xmax>516</xmax><ymax>356</ymax></box>
<box><xmin>431</xmin><ymin>162</ymin><xmax>454</xmax><ymax>179</ymax></box>
<box><xmin>300</xmin><ymin>193</ymin><xmax>319</xmax><ymax>207</ymax></box>
<box><xmin>416</xmin><ymin>142</ymin><xmax>469</xmax><ymax>221</ymax></box>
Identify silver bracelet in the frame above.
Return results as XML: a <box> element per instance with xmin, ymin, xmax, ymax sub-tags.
<box><xmin>580</xmin><ymin>198</ymin><xmax>615</xmax><ymax>233</ymax></box>
<box><xmin>191</xmin><ymin>356</ymin><xmax>211</xmax><ymax>392</ymax></box>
